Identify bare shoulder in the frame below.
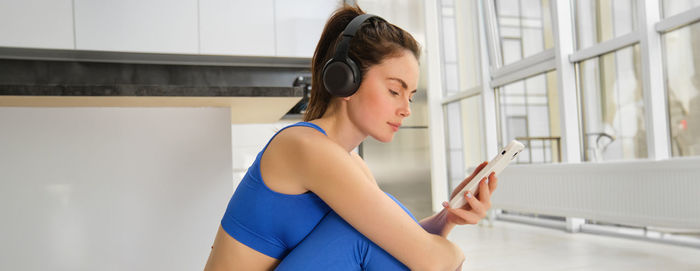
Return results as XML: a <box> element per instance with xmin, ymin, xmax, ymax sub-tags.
<box><xmin>268</xmin><ymin>125</ymin><xmax>338</xmax><ymax>155</ymax></box>
<box><xmin>260</xmin><ymin>125</ymin><xmax>342</xmax><ymax>194</ymax></box>
<box><xmin>271</xmin><ymin>126</ymin><xmax>352</xmax><ymax>168</ymax></box>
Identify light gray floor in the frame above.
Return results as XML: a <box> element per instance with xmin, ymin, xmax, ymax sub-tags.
<box><xmin>450</xmin><ymin>220</ymin><xmax>700</xmax><ymax>271</ymax></box>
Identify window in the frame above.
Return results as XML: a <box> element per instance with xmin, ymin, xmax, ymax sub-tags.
<box><xmin>575</xmin><ymin>0</ymin><xmax>637</xmax><ymax>49</ymax></box>
<box><xmin>662</xmin><ymin>0</ymin><xmax>700</xmax><ymax>18</ymax></box>
<box><xmin>571</xmin><ymin>0</ymin><xmax>649</xmax><ymax>162</ymax></box>
<box><xmin>495</xmin><ymin>70</ymin><xmax>561</xmax><ymax>163</ymax></box>
<box><xmin>439</xmin><ymin>0</ymin><xmax>460</xmax><ymax>96</ymax></box>
<box><xmin>444</xmin><ymin>95</ymin><xmax>485</xmax><ymax>193</ymax></box>
<box><xmin>440</xmin><ymin>0</ymin><xmax>482</xmax><ymax>96</ymax></box>
<box><xmin>439</xmin><ymin>0</ymin><xmax>486</xmax><ymax>194</ymax></box>
<box><xmin>428</xmin><ymin>0</ymin><xmax>700</xmax><ymax>246</ymax></box>
<box><xmin>494</xmin><ymin>0</ymin><xmax>554</xmax><ymax>66</ymax></box>
<box><xmin>663</xmin><ymin>22</ymin><xmax>700</xmax><ymax>157</ymax></box>
<box><xmin>577</xmin><ymin>45</ymin><xmax>647</xmax><ymax>161</ymax></box>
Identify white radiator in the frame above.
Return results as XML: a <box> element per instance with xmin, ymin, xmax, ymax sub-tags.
<box><xmin>492</xmin><ymin>157</ymin><xmax>700</xmax><ymax>229</ymax></box>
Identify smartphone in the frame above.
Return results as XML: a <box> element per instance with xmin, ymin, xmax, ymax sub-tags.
<box><xmin>449</xmin><ymin>140</ymin><xmax>525</xmax><ymax>209</ymax></box>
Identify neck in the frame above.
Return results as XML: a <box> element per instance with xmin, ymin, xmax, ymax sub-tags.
<box><xmin>310</xmin><ymin>104</ymin><xmax>367</xmax><ymax>153</ymax></box>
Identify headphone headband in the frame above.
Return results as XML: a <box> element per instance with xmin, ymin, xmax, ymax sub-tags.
<box><xmin>332</xmin><ymin>14</ymin><xmax>377</xmax><ymax>65</ymax></box>
<box><xmin>322</xmin><ymin>13</ymin><xmax>382</xmax><ymax>97</ymax></box>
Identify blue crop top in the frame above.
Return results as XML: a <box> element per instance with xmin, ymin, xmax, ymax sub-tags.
<box><xmin>221</xmin><ymin>122</ymin><xmax>332</xmax><ymax>259</ymax></box>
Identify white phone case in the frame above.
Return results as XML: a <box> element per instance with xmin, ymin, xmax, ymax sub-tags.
<box><xmin>449</xmin><ymin>140</ymin><xmax>525</xmax><ymax>209</ymax></box>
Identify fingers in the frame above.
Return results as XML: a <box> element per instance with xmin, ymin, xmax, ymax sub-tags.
<box><xmin>488</xmin><ymin>171</ymin><xmax>498</xmax><ymax>193</ymax></box>
<box><xmin>477</xmin><ymin>176</ymin><xmax>491</xmax><ymax>206</ymax></box>
<box><xmin>446</xmin><ymin>171</ymin><xmax>496</xmax><ymax>226</ymax></box>
<box><xmin>447</xmin><ymin>206</ymin><xmax>482</xmax><ymax>224</ymax></box>
<box><xmin>470</xmin><ymin>161</ymin><xmax>488</xmax><ymax>178</ymax></box>
<box><xmin>450</xmin><ymin>161</ymin><xmax>488</xmax><ymax>199</ymax></box>
<box><xmin>478</xmin><ymin>172</ymin><xmax>497</xmax><ymax>201</ymax></box>
<box><xmin>443</xmin><ymin>199</ymin><xmax>482</xmax><ymax>224</ymax></box>
<box><xmin>461</xmin><ymin>190</ymin><xmax>488</xmax><ymax>221</ymax></box>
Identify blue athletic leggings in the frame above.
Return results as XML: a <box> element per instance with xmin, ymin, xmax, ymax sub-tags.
<box><xmin>275</xmin><ymin>194</ymin><xmax>414</xmax><ymax>270</ymax></box>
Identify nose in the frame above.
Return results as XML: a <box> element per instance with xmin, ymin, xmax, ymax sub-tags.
<box><xmin>398</xmin><ymin>99</ymin><xmax>411</xmax><ymax>118</ymax></box>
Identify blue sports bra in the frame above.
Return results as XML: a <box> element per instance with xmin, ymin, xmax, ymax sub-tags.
<box><xmin>221</xmin><ymin>122</ymin><xmax>331</xmax><ymax>259</ymax></box>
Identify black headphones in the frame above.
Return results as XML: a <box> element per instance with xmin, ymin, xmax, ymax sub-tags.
<box><xmin>322</xmin><ymin>14</ymin><xmax>382</xmax><ymax>97</ymax></box>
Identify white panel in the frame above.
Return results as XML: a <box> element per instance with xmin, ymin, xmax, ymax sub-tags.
<box><xmin>199</xmin><ymin>0</ymin><xmax>275</xmax><ymax>56</ymax></box>
<box><xmin>274</xmin><ymin>0</ymin><xmax>339</xmax><ymax>57</ymax></box>
<box><xmin>0</xmin><ymin>107</ymin><xmax>232</xmax><ymax>270</ymax></box>
<box><xmin>0</xmin><ymin>0</ymin><xmax>74</xmax><ymax>49</ymax></box>
<box><xmin>494</xmin><ymin>158</ymin><xmax>700</xmax><ymax>228</ymax></box>
<box><xmin>74</xmin><ymin>0</ymin><xmax>198</xmax><ymax>54</ymax></box>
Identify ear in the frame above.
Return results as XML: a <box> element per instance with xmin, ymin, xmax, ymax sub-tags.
<box><xmin>343</xmin><ymin>96</ymin><xmax>352</xmax><ymax>101</ymax></box>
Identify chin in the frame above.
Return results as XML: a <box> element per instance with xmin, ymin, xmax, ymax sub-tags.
<box><xmin>371</xmin><ymin>132</ymin><xmax>395</xmax><ymax>143</ymax></box>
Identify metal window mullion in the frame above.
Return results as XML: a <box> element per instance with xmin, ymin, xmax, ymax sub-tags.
<box><xmin>479</xmin><ymin>0</ymin><xmax>499</xmax><ymax>160</ymax></box>
<box><xmin>485</xmin><ymin>0</ymin><xmax>503</xmax><ymax>69</ymax></box>
<box><xmin>639</xmin><ymin>0</ymin><xmax>671</xmax><ymax>160</ymax></box>
<box><xmin>550</xmin><ymin>0</ymin><xmax>581</xmax><ymax>163</ymax></box>
<box><xmin>655</xmin><ymin>6</ymin><xmax>700</xmax><ymax>33</ymax></box>
<box><xmin>491</xmin><ymin>59</ymin><xmax>556</xmax><ymax>88</ymax></box>
<box><xmin>437</xmin><ymin>0</ymin><xmax>450</xmax><ymax>97</ymax></box>
<box><xmin>569</xmin><ymin>32</ymin><xmax>640</xmax><ymax>62</ymax></box>
<box><xmin>517</xmin><ymin>0</ymin><xmax>525</xmax><ymax>63</ymax></box>
<box><xmin>441</xmin><ymin>86</ymin><xmax>483</xmax><ymax>105</ymax></box>
<box><xmin>490</xmin><ymin>49</ymin><xmax>556</xmax><ymax>78</ymax></box>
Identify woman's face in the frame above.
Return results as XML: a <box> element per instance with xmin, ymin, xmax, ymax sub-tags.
<box><xmin>346</xmin><ymin>51</ymin><xmax>419</xmax><ymax>142</ymax></box>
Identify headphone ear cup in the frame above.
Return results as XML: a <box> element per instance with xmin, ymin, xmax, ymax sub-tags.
<box><xmin>345</xmin><ymin>57</ymin><xmax>362</xmax><ymax>96</ymax></box>
<box><xmin>322</xmin><ymin>58</ymin><xmax>361</xmax><ymax>97</ymax></box>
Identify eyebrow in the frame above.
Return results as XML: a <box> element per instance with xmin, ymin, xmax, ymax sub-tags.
<box><xmin>387</xmin><ymin>77</ymin><xmax>417</xmax><ymax>93</ymax></box>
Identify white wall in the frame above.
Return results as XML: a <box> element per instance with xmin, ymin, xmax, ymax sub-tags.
<box><xmin>0</xmin><ymin>107</ymin><xmax>233</xmax><ymax>271</ymax></box>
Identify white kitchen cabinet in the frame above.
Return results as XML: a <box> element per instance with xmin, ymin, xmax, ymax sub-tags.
<box><xmin>0</xmin><ymin>0</ymin><xmax>74</xmax><ymax>49</ymax></box>
<box><xmin>199</xmin><ymin>0</ymin><xmax>275</xmax><ymax>56</ymax></box>
<box><xmin>0</xmin><ymin>107</ymin><xmax>233</xmax><ymax>270</ymax></box>
<box><xmin>73</xmin><ymin>0</ymin><xmax>198</xmax><ymax>54</ymax></box>
<box><xmin>274</xmin><ymin>0</ymin><xmax>340</xmax><ymax>57</ymax></box>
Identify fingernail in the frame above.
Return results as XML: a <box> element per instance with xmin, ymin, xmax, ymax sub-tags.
<box><xmin>442</xmin><ymin>201</ymin><xmax>449</xmax><ymax>207</ymax></box>
<box><xmin>466</xmin><ymin>193</ymin><xmax>473</xmax><ymax>198</ymax></box>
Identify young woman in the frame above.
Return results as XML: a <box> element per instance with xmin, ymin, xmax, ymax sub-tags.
<box><xmin>204</xmin><ymin>5</ymin><xmax>498</xmax><ymax>271</ymax></box>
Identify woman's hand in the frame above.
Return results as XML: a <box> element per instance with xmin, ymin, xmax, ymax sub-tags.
<box><xmin>441</xmin><ymin>161</ymin><xmax>498</xmax><ymax>225</ymax></box>
<box><xmin>418</xmin><ymin>161</ymin><xmax>498</xmax><ymax>237</ymax></box>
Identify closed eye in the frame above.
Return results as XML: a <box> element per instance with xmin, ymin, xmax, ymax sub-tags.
<box><xmin>390</xmin><ymin>89</ymin><xmax>413</xmax><ymax>103</ymax></box>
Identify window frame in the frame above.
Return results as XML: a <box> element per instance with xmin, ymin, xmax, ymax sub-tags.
<box><xmin>568</xmin><ymin>0</ymin><xmax>672</xmax><ymax>161</ymax></box>
<box><xmin>427</xmin><ymin>0</ymin><xmax>699</xmax><ymax>211</ymax></box>
<box><xmin>655</xmin><ymin>6</ymin><xmax>700</xmax><ymax>158</ymax></box>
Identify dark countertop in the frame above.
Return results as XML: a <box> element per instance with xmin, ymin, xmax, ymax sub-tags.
<box><xmin>0</xmin><ymin>85</ymin><xmax>303</xmax><ymax>97</ymax></box>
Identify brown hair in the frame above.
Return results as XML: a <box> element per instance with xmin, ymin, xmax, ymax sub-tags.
<box><xmin>303</xmin><ymin>5</ymin><xmax>421</xmax><ymax>122</ymax></box>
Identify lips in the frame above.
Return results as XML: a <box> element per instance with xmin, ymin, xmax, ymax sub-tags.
<box><xmin>388</xmin><ymin>122</ymin><xmax>401</xmax><ymax>131</ymax></box>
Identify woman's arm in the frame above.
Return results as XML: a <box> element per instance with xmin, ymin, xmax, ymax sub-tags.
<box><xmin>284</xmin><ymin>131</ymin><xmax>463</xmax><ymax>271</ymax></box>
